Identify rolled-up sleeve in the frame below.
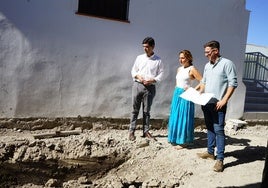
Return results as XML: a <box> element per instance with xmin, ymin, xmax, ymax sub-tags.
<box><xmin>226</xmin><ymin>62</ymin><xmax>238</xmax><ymax>88</ymax></box>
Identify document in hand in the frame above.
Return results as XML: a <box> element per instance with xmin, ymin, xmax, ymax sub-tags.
<box><xmin>179</xmin><ymin>87</ymin><xmax>214</xmax><ymax>105</ymax></box>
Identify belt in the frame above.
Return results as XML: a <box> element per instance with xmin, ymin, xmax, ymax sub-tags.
<box><xmin>134</xmin><ymin>80</ymin><xmax>155</xmax><ymax>86</ymax></box>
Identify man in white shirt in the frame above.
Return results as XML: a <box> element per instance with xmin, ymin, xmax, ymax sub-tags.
<box><xmin>129</xmin><ymin>37</ymin><xmax>164</xmax><ymax>141</ymax></box>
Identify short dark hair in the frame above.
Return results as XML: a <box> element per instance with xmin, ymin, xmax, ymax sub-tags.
<box><xmin>204</xmin><ymin>40</ymin><xmax>220</xmax><ymax>50</ymax></box>
<box><xmin>142</xmin><ymin>37</ymin><xmax>155</xmax><ymax>47</ymax></box>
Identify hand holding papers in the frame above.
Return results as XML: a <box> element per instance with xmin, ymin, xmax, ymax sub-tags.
<box><xmin>179</xmin><ymin>87</ymin><xmax>214</xmax><ymax>105</ymax></box>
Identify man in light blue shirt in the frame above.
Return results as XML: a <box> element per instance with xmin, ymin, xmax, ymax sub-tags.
<box><xmin>196</xmin><ymin>40</ymin><xmax>238</xmax><ymax>172</ymax></box>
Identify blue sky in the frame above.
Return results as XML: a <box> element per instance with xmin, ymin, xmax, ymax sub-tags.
<box><xmin>246</xmin><ymin>0</ymin><xmax>268</xmax><ymax>47</ymax></box>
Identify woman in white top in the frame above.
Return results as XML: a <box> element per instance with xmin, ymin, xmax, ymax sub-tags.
<box><xmin>168</xmin><ymin>50</ymin><xmax>202</xmax><ymax>149</ymax></box>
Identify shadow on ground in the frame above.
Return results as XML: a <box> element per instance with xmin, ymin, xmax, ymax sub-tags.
<box><xmin>191</xmin><ymin>131</ymin><xmax>266</xmax><ymax>171</ymax></box>
<box><xmin>217</xmin><ymin>182</ymin><xmax>261</xmax><ymax>188</ymax></box>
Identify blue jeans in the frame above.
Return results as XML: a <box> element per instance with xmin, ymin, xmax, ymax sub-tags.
<box><xmin>201</xmin><ymin>103</ymin><xmax>227</xmax><ymax>161</ymax></box>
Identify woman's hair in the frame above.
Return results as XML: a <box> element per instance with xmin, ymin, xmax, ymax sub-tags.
<box><xmin>179</xmin><ymin>50</ymin><xmax>193</xmax><ymax>64</ymax></box>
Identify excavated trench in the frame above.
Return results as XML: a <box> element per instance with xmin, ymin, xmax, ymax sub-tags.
<box><xmin>0</xmin><ymin>154</ymin><xmax>129</xmax><ymax>187</ymax></box>
<box><xmin>0</xmin><ymin>117</ymin><xmax>142</xmax><ymax>187</ymax></box>
<box><xmin>0</xmin><ymin>117</ymin><xmax>203</xmax><ymax>187</ymax></box>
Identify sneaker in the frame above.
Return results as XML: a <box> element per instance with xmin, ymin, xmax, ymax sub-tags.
<box><xmin>213</xmin><ymin>160</ymin><xmax>224</xmax><ymax>172</ymax></box>
<box><xmin>129</xmin><ymin>132</ymin><xmax>136</xmax><ymax>141</ymax></box>
<box><xmin>197</xmin><ymin>152</ymin><xmax>215</xmax><ymax>160</ymax></box>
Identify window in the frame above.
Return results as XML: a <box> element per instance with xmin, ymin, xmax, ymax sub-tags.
<box><xmin>77</xmin><ymin>0</ymin><xmax>130</xmax><ymax>22</ymax></box>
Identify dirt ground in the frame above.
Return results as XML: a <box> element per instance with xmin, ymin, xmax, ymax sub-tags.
<box><xmin>0</xmin><ymin>117</ymin><xmax>267</xmax><ymax>188</ymax></box>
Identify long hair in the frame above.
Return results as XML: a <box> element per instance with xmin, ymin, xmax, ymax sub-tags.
<box><xmin>179</xmin><ymin>50</ymin><xmax>193</xmax><ymax>65</ymax></box>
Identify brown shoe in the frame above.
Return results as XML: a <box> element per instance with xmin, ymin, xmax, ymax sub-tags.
<box><xmin>129</xmin><ymin>132</ymin><xmax>136</xmax><ymax>141</ymax></box>
<box><xmin>213</xmin><ymin>160</ymin><xmax>224</xmax><ymax>172</ymax></box>
<box><xmin>197</xmin><ymin>152</ymin><xmax>215</xmax><ymax>160</ymax></box>
<box><xmin>144</xmin><ymin>132</ymin><xmax>157</xmax><ymax>141</ymax></box>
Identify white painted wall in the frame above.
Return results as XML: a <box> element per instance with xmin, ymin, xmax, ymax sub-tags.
<box><xmin>0</xmin><ymin>0</ymin><xmax>249</xmax><ymax>119</ymax></box>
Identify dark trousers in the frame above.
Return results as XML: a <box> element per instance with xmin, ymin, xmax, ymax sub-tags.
<box><xmin>261</xmin><ymin>140</ymin><xmax>268</xmax><ymax>188</ymax></box>
<box><xmin>129</xmin><ymin>81</ymin><xmax>155</xmax><ymax>134</ymax></box>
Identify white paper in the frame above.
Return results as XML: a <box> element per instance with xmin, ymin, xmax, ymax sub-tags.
<box><xmin>179</xmin><ymin>87</ymin><xmax>214</xmax><ymax>105</ymax></box>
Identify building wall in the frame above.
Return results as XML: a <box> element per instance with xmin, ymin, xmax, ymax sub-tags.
<box><xmin>0</xmin><ymin>0</ymin><xmax>249</xmax><ymax>119</ymax></box>
<box><xmin>246</xmin><ymin>44</ymin><xmax>268</xmax><ymax>56</ymax></box>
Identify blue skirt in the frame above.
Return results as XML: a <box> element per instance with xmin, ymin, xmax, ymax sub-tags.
<box><xmin>167</xmin><ymin>87</ymin><xmax>195</xmax><ymax>145</ymax></box>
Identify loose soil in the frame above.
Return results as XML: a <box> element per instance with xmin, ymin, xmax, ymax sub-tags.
<box><xmin>0</xmin><ymin>117</ymin><xmax>267</xmax><ymax>188</ymax></box>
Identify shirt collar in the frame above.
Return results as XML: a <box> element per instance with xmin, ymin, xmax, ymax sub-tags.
<box><xmin>146</xmin><ymin>53</ymin><xmax>155</xmax><ymax>59</ymax></box>
<box><xmin>210</xmin><ymin>56</ymin><xmax>222</xmax><ymax>66</ymax></box>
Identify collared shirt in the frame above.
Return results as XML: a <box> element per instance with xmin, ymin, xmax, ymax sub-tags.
<box><xmin>201</xmin><ymin>57</ymin><xmax>238</xmax><ymax>100</ymax></box>
<box><xmin>131</xmin><ymin>53</ymin><xmax>164</xmax><ymax>83</ymax></box>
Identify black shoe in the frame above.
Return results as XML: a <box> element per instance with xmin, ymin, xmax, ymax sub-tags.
<box><xmin>129</xmin><ymin>132</ymin><xmax>136</xmax><ymax>141</ymax></box>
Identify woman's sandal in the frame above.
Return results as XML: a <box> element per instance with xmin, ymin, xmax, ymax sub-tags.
<box><xmin>174</xmin><ymin>144</ymin><xmax>187</xmax><ymax>150</ymax></box>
